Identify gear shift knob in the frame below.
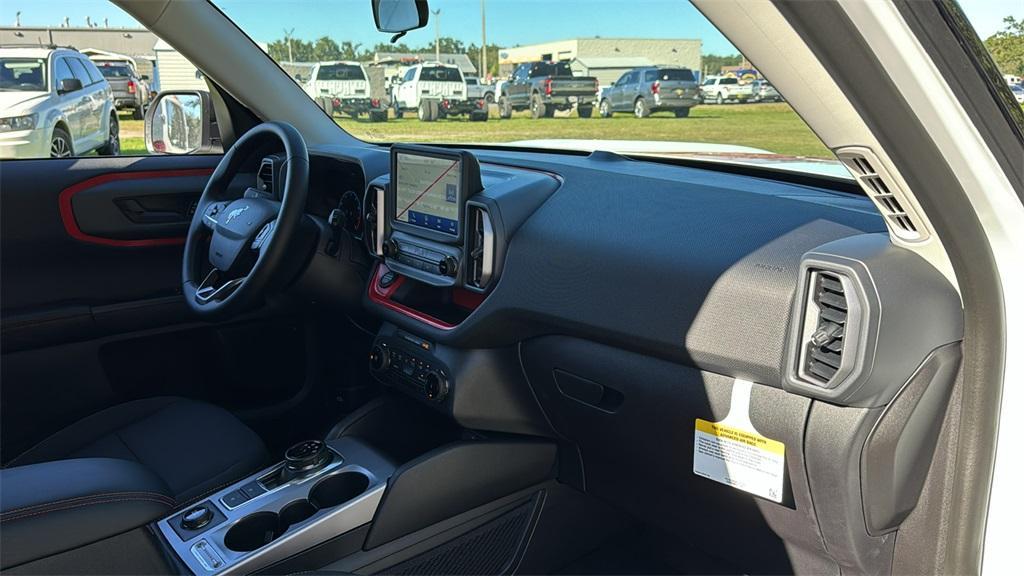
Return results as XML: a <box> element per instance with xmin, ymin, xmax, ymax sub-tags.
<box><xmin>284</xmin><ymin>440</ymin><xmax>329</xmax><ymax>475</ymax></box>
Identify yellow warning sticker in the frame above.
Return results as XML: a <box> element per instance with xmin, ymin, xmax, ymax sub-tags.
<box><xmin>693</xmin><ymin>418</ymin><xmax>786</xmax><ymax>502</ymax></box>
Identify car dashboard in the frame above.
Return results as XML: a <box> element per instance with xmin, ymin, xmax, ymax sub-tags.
<box><xmin>264</xmin><ymin>141</ymin><xmax>962</xmax><ymax>575</ymax></box>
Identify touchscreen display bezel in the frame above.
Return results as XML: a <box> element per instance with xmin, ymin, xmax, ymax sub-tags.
<box><xmin>389</xmin><ymin>145</ymin><xmax>478</xmax><ymax>245</ymax></box>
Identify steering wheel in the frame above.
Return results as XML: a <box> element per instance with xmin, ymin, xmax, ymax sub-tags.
<box><xmin>182</xmin><ymin>122</ymin><xmax>309</xmax><ymax>318</ymax></box>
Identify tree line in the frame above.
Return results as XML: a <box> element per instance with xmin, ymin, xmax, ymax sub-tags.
<box><xmin>268</xmin><ymin>35</ymin><xmax>502</xmax><ymax>77</ymax></box>
<box><xmin>985</xmin><ymin>16</ymin><xmax>1024</xmax><ymax>77</ymax></box>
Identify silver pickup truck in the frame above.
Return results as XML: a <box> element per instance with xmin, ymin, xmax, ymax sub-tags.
<box><xmin>90</xmin><ymin>58</ymin><xmax>149</xmax><ymax>120</ymax></box>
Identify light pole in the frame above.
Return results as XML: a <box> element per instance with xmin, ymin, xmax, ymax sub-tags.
<box><xmin>480</xmin><ymin>0</ymin><xmax>487</xmax><ymax>79</ymax></box>
<box><xmin>283</xmin><ymin>28</ymin><xmax>295</xmax><ymax>62</ymax></box>
<box><xmin>431</xmin><ymin>8</ymin><xmax>441</xmax><ymax>62</ymax></box>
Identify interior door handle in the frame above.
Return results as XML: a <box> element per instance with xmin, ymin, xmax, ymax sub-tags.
<box><xmin>118</xmin><ymin>199</ymin><xmax>189</xmax><ymax>224</ymax></box>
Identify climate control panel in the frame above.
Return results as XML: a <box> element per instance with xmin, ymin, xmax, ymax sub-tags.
<box><xmin>370</xmin><ymin>335</ymin><xmax>450</xmax><ymax>403</ymax></box>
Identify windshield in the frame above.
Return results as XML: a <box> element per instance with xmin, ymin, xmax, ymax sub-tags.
<box><xmin>213</xmin><ymin>0</ymin><xmax>841</xmax><ymax>162</ymax></box>
<box><xmin>0</xmin><ymin>58</ymin><xmax>47</xmax><ymax>91</ymax></box>
<box><xmin>316</xmin><ymin>64</ymin><xmax>366</xmax><ymax>81</ymax></box>
<box><xmin>96</xmin><ymin>63</ymin><xmax>133</xmax><ymax>78</ymax></box>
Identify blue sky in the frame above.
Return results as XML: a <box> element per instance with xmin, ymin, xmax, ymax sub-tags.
<box><xmin>3</xmin><ymin>0</ymin><xmax>1021</xmax><ymax>56</ymax></box>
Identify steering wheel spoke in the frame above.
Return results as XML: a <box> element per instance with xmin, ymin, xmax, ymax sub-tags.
<box><xmin>195</xmin><ymin>269</ymin><xmax>247</xmax><ymax>304</ymax></box>
<box><xmin>201</xmin><ymin>201</ymin><xmax>231</xmax><ymax>230</ymax></box>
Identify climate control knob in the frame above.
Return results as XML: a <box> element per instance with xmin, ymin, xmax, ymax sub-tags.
<box><xmin>369</xmin><ymin>345</ymin><xmax>389</xmax><ymax>371</ymax></box>
<box><xmin>438</xmin><ymin>256</ymin><xmax>459</xmax><ymax>277</ymax></box>
<box><xmin>424</xmin><ymin>370</ymin><xmax>449</xmax><ymax>402</ymax></box>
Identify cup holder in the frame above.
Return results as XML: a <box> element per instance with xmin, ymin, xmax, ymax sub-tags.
<box><xmin>309</xmin><ymin>471</ymin><xmax>370</xmax><ymax>509</ymax></box>
<box><xmin>279</xmin><ymin>499</ymin><xmax>317</xmax><ymax>527</ymax></box>
<box><xmin>223</xmin><ymin>512</ymin><xmax>284</xmax><ymax>552</ymax></box>
<box><xmin>223</xmin><ymin>471</ymin><xmax>370</xmax><ymax>553</ymax></box>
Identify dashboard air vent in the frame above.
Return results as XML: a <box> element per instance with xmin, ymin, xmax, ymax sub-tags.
<box><xmin>799</xmin><ymin>270</ymin><xmax>850</xmax><ymax>387</ymax></box>
<box><xmin>257</xmin><ymin>159</ymin><xmax>275</xmax><ymax>194</ymax></box>
<box><xmin>466</xmin><ymin>205</ymin><xmax>494</xmax><ymax>290</ymax></box>
<box><xmin>837</xmin><ymin>148</ymin><xmax>926</xmax><ymax>242</ymax></box>
<box><xmin>365</xmin><ymin>186</ymin><xmax>385</xmax><ymax>257</ymax></box>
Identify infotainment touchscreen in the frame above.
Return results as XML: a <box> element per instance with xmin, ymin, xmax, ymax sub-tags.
<box><xmin>394</xmin><ymin>152</ymin><xmax>462</xmax><ymax>237</ymax></box>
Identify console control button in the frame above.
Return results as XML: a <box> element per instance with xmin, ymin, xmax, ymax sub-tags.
<box><xmin>181</xmin><ymin>505</ymin><xmax>214</xmax><ymax>530</ymax></box>
<box><xmin>425</xmin><ymin>370</ymin><xmax>449</xmax><ymax>402</ymax></box>
<box><xmin>240</xmin><ymin>481</ymin><xmax>266</xmax><ymax>500</ymax></box>
<box><xmin>221</xmin><ymin>489</ymin><xmax>249</xmax><ymax>509</ymax></box>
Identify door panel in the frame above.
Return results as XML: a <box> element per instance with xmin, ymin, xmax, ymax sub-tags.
<box><xmin>0</xmin><ymin>155</ymin><xmax>310</xmax><ymax>462</ymax></box>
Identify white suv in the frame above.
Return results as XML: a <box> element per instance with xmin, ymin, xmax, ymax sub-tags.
<box><xmin>0</xmin><ymin>46</ymin><xmax>119</xmax><ymax>158</ymax></box>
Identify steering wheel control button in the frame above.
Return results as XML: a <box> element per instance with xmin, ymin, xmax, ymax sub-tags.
<box><xmin>284</xmin><ymin>440</ymin><xmax>330</xmax><ymax>475</ymax></box>
<box><xmin>181</xmin><ymin>506</ymin><xmax>214</xmax><ymax>531</ymax></box>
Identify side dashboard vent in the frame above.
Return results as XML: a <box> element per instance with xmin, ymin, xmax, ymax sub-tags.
<box><xmin>257</xmin><ymin>159</ymin><xmax>275</xmax><ymax>194</ymax></box>
<box><xmin>466</xmin><ymin>204</ymin><xmax>494</xmax><ymax>291</ymax></box>
<box><xmin>365</xmin><ymin>186</ymin><xmax>385</xmax><ymax>257</ymax></box>
<box><xmin>798</xmin><ymin>270</ymin><xmax>852</xmax><ymax>387</ymax></box>
<box><xmin>837</xmin><ymin>148</ymin><xmax>926</xmax><ymax>242</ymax></box>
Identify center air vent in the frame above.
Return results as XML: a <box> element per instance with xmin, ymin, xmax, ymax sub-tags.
<box><xmin>466</xmin><ymin>204</ymin><xmax>494</xmax><ymax>291</ymax></box>
<box><xmin>257</xmin><ymin>159</ymin><xmax>275</xmax><ymax>194</ymax></box>
<box><xmin>797</xmin><ymin>270</ymin><xmax>858</xmax><ymax>388</ymax></box>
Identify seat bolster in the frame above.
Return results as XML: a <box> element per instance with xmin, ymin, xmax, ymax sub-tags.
<box><xmin>0</xmin><ymin>458</ymin><xmax>175</xmax><ymax>569</ymax></box>
<box><xmin>7</xmin><ymin>397</ymin><xmax>180</xmax><ymax>468</ymax></box>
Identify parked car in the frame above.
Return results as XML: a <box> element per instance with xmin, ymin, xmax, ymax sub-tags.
<box><xmin>91</xmin><ymin>57</ymin><xmax>150</xmax><ymax>120</ymax></box>
<box><xmin>752</xmin><ymin>80</ymin><xmax>783</xmax><ymax>103</ymax></box>
<box><xmin>0</xmin><ymin>45</ymin><xmax>118</xmax><ymax>158</ymax></box>
<box><xmin>599</xmin><ymin>66</ymin><xmax>700</xmax><ymax>118</ymax></box>
<box><xmin>465</xmin><ymin>76</ymin><xmax>495</xmax><ymax>103</ymax></box>
<box><xmin>304</xmin><ymin>61</ymin><xmax>386</xmax><ymax>122</ymax></box>
<box><xmin>390</xmin><ymin>62</ymin><xmax>488</xmax><ymax>122</ymax></box>
<box><xmin>1011</xmin><ymin>84</ymin><xmax>1024</xmax><ymax>104</ymax></box>
<box><xmin>700</xmin><ymin>76</ymin><xmax>754</xmax><ymax>104</ymax></box>
<box><xmin>499</xmin><ymin>61</ymin><xmax>599</xmax><ymax>119</ymax></box>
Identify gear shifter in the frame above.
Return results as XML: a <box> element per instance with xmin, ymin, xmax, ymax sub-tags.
<box><xmin>280</xmin><ymin>440</ymin><xmax>330</xmax><ymax>482</ymax></box>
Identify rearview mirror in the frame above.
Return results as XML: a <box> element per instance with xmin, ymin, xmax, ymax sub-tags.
<box><xmin>372</xmin><ymin>0</ymin><xmax>428</xmax><ymax>34</ymax></box>
<box><xmin>144</xmin><ymin>90</ymin><xmax>220</xmax><ymax>155</ymax></box>
<box><xmin>57</xmin><ymin>78</ymin><xmax>82</xmax><ymax>94</ymax></box>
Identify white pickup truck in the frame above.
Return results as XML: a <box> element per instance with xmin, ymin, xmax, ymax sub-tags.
<box><xmin>699</xmin><ymin>76</ymin><xmax>755</xmax><ymax>104</ymax></box>
<box><xmin>390</xmin><ymin>62</ymin><xmax>488</xmax><ymax>122</ymax></box>
<box><xmin>303</xmin><ymin>61</ymin><xmax>386</xmax><ymax>122</ymax></box>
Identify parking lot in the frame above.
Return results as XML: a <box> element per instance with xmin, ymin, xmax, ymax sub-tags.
<box><xmin>119</xmin><ymin>102</ymin><xmax>830</xmax><ymax>158</ymax></box>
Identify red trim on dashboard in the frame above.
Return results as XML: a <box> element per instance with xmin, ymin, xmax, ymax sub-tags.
<box><xmin>368</xmin><ymin>263</ymin><xmax>460</xmax><ymax>330</ymax></box>
<box><xmin>453</xmin><ymin>288</ymin><xmax>486</xmax><ymax>310</ymax></box>
<box><xmin>58</xmin><ymin>168</ymin><xmax>213</xmax><ymax>247</ymax></box>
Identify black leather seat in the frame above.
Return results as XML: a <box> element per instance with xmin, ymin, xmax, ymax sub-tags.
<box><xmin>7</xmin><ymin>396</ymin><xmax>268</xmax><ymax>504</ymax></box>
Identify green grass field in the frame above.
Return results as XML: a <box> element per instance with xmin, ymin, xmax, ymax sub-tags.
<box><xmin>336</xmin><ymin>102</ymin><xmax>832</xmax><ymax>158</ymax></box>
<box><xmin>118</xmin><ymin>102</ymin><xmax>833</xmax><ymax>158</ymax></box>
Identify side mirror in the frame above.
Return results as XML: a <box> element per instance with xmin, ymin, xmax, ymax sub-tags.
<box><xmin>144</xmin><ymin>90</ymin><xmax>220</xmax><ymax>155</ymax></box>
<box><xmin>140</xmin><ymin>74</ymin><xmax>149</xmax><ymax>81</ymax></box>
<box><xmin>58</xmin><ymin>78</ymin><xmax>82</xmax><ymax>94</ymax></box>
<box><xmin>372</xmin><ymin>0</ymin><xmax>428</xmax><ymax>34</ymax></box>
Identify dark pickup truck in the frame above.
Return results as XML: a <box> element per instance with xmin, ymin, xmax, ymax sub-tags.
<box><xmin>499</xmin><ymin>61</ymin><xmax>599</xmax><ymax>119</ymax></box>
<box><xmin>93</xmin><ymin>60</ymin><xmax>149</xmax><ymax>120</ymax></box>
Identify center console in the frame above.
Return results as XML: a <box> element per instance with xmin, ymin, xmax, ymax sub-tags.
<box><xmin>156</xmin><ymin>437</ymin><xmax>394</xmax><ymax>575</ymax></box>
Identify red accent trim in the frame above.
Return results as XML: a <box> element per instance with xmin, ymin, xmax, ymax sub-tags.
<box><xmin>453</xmin><ymin>288</ymin><xmax>485</xmax><ymax>310</ymax></box>
<box><xmin>367</xmin><ymin>263</ymin><xmax>462</xmax><ymax>331</ymax></box>
<box><xmin>58</xmin><ymin>168</ymin><xmax>213</xmax><ymax>247</ymax></box>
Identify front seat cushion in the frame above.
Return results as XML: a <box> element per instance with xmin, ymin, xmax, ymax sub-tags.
<box><xmin>8</xmin><ymin>397</ymin><xmax>268</xmax><ymax>504</ymax></box>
